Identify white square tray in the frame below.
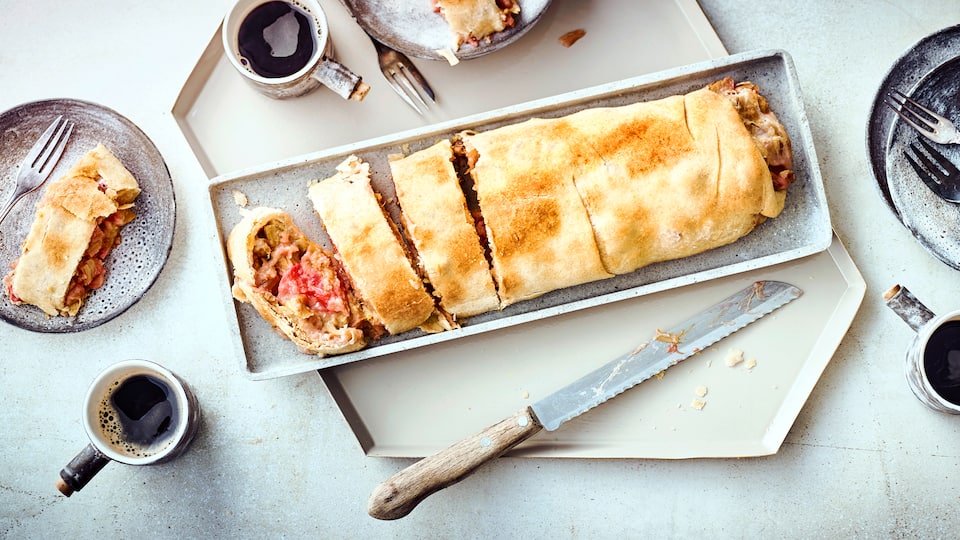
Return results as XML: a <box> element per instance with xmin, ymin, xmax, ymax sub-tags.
<box><xmin>322</xmin><ymin>235</ymin><xmax>864</xmax><ymax>459</ymax></box>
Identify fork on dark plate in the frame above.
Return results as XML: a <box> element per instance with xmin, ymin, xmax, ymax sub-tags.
<box><xmin>905</xmin><ymin>137</ymin><xmax>960</xmax><ymax>203</ymax></box>
<box><xmin>886</xmin><ymin>89</ymin><xmax>960</xmax><ymax>145</ymax></box>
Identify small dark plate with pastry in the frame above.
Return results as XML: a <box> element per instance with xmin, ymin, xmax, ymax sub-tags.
<box><xmin>0</xmin><ymin>99</ymin><xmax>175</xmax><ymax>333</ymax></box>
<box><xmin>342</xmin><ymin>0</ymin><xmax>552</xmax><ymax>61</ymax></box>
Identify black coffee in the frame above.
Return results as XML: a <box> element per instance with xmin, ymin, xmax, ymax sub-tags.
<box><xmin>924</xmin><ymin>320</ymin><xmax>960</xmax><ymax>405</ymax></box>
<box><xmin>238</xmin><ymin>1</ymin><xmax>316</xmax><ymax>78</ymax></box>
<box><xmin>99</xmin><ymin>374</ymin><xmax>179</xmax><ymax>457</ymax></box>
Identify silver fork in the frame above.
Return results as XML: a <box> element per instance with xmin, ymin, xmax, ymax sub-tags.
<box><xmin>885</xmin><ymin>90</ymin><xmax>960</xmax><ymax>144</ymax></box>
<box><xmin>905</xmin><ymin>137</ymin><xmax>960</xmax><ymax>203</ymax></box>
<box><xmin>0</xmin><ymin>115</ymin><xmax>75</xmax><ymax>226</ymax></box>
<box><xmin>370</xmin><ymin>37</ymin><xmax>436</xmax><ymax>115</ymax></box>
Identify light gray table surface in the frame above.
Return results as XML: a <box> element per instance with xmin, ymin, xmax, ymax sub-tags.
<box><xmin>3</xmin><ymin>0</ymin><xmax>960</xmax><ymax>538</ymax></box>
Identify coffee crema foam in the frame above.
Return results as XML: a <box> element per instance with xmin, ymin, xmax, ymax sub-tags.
<box><xmin>96</xmin><ymin>374</ymin><xmax>179</xmax><ymax>458</ymax></box>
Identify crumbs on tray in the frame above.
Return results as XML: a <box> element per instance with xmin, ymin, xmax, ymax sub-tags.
<box><xmin>725</xmin><ymin>348</ymin><xmax>744</xmax><ymax>367</ymax></box>
<box><xmin>232</xmin><ymin>189</ymin><xmax>249</xmax><ymax>208</ymax></box>
<box><xmin>684</xmin><ymin>348</ymin><xmax>762</xmax><ymax>412</ymax></box>
<box><xmin>691</xmin><ymin>386</ymin><xmax>708</xmax><ymax>410</ymax></box>
<box><xmin>725</xmin><ymin>348</ymin><xmax>757</xmax><ymax>370</ymax></box>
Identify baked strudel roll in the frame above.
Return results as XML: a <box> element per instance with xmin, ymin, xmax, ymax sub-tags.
<box><xmin>5</xmin><ymin>144</ymin><xmax>140</xmax><ymax>316</ymax></box>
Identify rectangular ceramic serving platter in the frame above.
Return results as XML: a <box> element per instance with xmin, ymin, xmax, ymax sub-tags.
<box><xmin>322</xmin><ymin>233</ymin><xmax>864</xmax><ymax>458</ymax></box>
<box><xmin>206</xmin><ymin>49</ymin><xmax>832</xmax><ymax>379</ymax></box>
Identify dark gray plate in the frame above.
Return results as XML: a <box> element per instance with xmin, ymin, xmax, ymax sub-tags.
<box><xmin>342</xmin><ymin>0</ymin><xmax>551</xmax><ymax>61</ymax></box>
<box><xmin>866</xmin><ymin>24</ymin><xmax>960</xmax><ymax>270</ymax></box>
<box><xmin>0</xmin><ymin>99</ymin><xmax>176</xmax><ymax>332</ymax></box>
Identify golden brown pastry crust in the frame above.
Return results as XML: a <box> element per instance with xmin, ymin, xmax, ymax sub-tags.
<box><xmin>223</xmin><ymin>80</ymin><xmax>792</xmax><ymax>357</ymax></box>
<box><xmin>389</xmin><ymin>140</ymin><xmax>499</xmax><ymax>317</ymax></box>
<box><xmin>461</xmin><ymin>121</ymin><xmax>614</xmax><ymax>306</ymax></box>
<box><xmin>308</xmin><ymin>156</ymin><xmax>437</xmax><ymax>335</ymax></box>
<box><xmin>459</xmin><ymin>86</ymin><xmax>784</xmax><ymax>283</ymax></box>
<box><xmin>8</xmin><ymin>143</ymin><xmax>140</xmax><ymax>316</ymax></box>
<box><xmin>565</xmin><ymin>88</ymin><xmax>783</xmax><ymax>275</ymax></box>
<box><xmin>227</xmin><ymin>207</ymin><xmax>366</xmax><ymax>356</ymax></box>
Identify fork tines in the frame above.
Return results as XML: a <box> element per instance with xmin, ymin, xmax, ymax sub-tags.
<box><xmin>887</xmin><ymin>90</ymin><xmax>935</xmax><ymax>127</ymax></box>
<box><xmin>885</xmin><ymin>90</ymin><xmax>960</xmax><ymax>144</ymax></box>
<box><xmin>0</xmin><ymin>115</ymin><xmax>75</xmax><ymax>226</ymax></box>
<box><xmin>905</xmin><ymin>137</ymin><xmax>960</xmax><ymax>203</ymax></box>
<box><xmin>24</xmin><ymin>115</ymin><xmax>74</xmax><ymax>173</ymax></box>
<box><xmin>386</xmin><ymin>62</ymin><xmax>435</xmax><ymax>115</ymax></box>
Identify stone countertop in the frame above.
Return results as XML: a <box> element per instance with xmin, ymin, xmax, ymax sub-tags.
<box><xmin>3</xmin><ymin>0</ymin><xmax>960</xmax><ymax>537</ymax></box>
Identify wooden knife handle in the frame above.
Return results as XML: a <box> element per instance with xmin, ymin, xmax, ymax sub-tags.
<box><xmin>368</xmin><ymin>406</ymin><xmax>543</xmax><ymax>520</ymax></box>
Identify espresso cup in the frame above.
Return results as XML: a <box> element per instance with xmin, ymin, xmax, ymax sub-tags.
<box><xmin>222</xmin><ymin>0</ymin><xmax>370</xmax><ymax>101</ymax></box>
<box><xmin>56</xmin><ymin>359</ymin><xmax>201</xmax><ymax>497</ymax></box>
<box><xmin>884</xmin><ymin>284</ymin><xmax>960</xmax><ymax>413</ymax></box>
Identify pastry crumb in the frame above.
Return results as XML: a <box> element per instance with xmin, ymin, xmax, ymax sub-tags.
<box><xmin>725</xmin><ymin>348</ymin><xmax>744</xmax><ymax>367</ymax></box>
<box><xmin>745</xmin><ymin>358</ymin><xmax>757</xmax><ymax>370</ymax></box>
<box><xmin>559</xmin><ymin>28</ymin><xmax>586</xmax><ymax>47</ymax></box>
<box><xmin>232</xmin><ymin>189</ymin><xmax>248</xmax><ymax>207</ymax></box>
<box><xmin>695</xmin><ymin>385</ymin><xmax>708</xmax><ymax>398</ymax></box>
<box><xmin>436</xmin><ymin>47</ymin><xmax>460</xmax><ymax>66</ymax></box>
<box><xmin>521</xmin><ymin>391</ymin><xmax>529</xmax><ymax>399</ymax></box>
<box><xmin>691</xmin><ymin>399</ymin><xmax>706</xmax><ymax>410</ymax></box>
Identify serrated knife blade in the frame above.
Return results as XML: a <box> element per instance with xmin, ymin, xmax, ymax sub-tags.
<box><xmin>532</xmin><ymin>280</ymin><xmax>802</xmax><ymax>431</ymax></box>
<box><xmin>368</xmin><ymin>280</ymin><xmax>802</xmax><ymax>520</ymax></box>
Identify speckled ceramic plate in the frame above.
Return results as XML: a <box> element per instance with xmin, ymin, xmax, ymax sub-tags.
<box><xmin>867</xmin><ymin>24</ymin><xmax>960</xmax><ymax>270</ymax></box>
<box><xmin>342</xmin><ymin>0</ymin><xmax>551</xmax><ymax>61</ymax></box>
<box><xmin>0</xmin><ymin>99</ymin><xmax>176</xmax><ymax>333</ymax></box>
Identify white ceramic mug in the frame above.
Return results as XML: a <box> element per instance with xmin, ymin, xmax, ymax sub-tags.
<box><xmin>885</xmin><ymin>284</ymin><xmax>960</xmax><ymax>413</ymax></box>
<box><xmin>56</xmin><ymin>359</ymin><xmax>201</xmax><ymax>496</ymax></box>
<box><xmin>222</xmin><ymin>0</ymin><xmax>369</xmax><ymax>101</ymax></box>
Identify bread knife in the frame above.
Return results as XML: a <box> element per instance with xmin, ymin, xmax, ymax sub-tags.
<box><xmin>368</xmin><ymin>280</ymin><xmax>803</xmax><ymax>520</ymax></box>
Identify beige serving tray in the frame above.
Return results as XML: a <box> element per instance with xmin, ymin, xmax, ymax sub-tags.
<box><xmin>171</xmin><ymin>2</ymin><xmax>866</xmax><ymax>458</ymax></box>
<box><xmin>322</xmin><ymin>234</ymin><xmax>864</xmax><ymax>459</ymax></box>
<box><xmin>172</xmin><ymin>0</ymin><xmax>728</xmax><ymax>178</ymax></box>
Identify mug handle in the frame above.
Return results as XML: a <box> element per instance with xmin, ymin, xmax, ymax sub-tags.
<box><xmin>313</xmin><ymin>58</ymin><xmax>370</xmax><ymax>101</ymax></box>
<box><xmin>56</xmin><ymin>443</ymin><xmax>111</xmax><ymax>497</ymax></box>
<box><xmin>884</xmin><ymin>284</ymin><xmax>936</xmax><ymax>332</ymax></box>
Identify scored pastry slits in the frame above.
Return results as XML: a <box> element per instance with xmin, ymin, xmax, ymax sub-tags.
<box><xmin>460</xmin><ymin>121</ymin><xmax>614</xmax><ymax>307</ymax></box>
<box><xmin>565</xmin><ymin>88</ymin><xmax>784</xmax><ymax>275</ymax></box>
<box><xmin>389</xmin><ymin>140</ymin><xmax>499</xmax><ymax>317</ymax></box>
<box><xmin>308</xmin><ymin>156</ymin><xmax>438</xmax><ymax>335</ymax></box>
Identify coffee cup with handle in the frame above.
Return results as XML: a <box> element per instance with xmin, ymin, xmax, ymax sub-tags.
<box><xmin>222</xmin><ymin>0</ymin><xmax>370</xmax><ymax>101</ymax></box>
<box><xmin>885</xmin><ymin>284</ymin><xmax>960</xmax><ymax>413</ymax></box>
<box><xmin>56</xmin><ymin>359</ymin><xmax>201</xmax><ymax>497</ymax></box>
